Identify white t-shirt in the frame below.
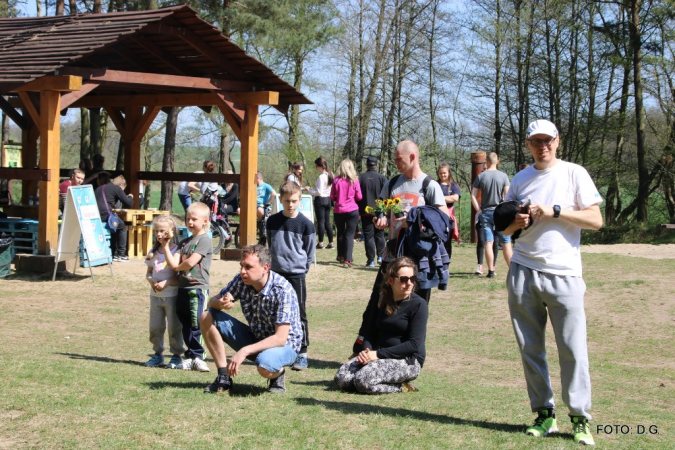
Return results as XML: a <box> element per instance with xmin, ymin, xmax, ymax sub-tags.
<box><xmin>145</xmin><ymin>245</ymin><xmax>179</xmax><ymax>297</ymax></box>
<box><xmin>178</xmin><ymin>171</ymin><xmax>204</xmax><ymax>195</ymax></box>
<box><xmin>314</xmin><ymin>172</ymin><xmax>331</xmax><ymax>197</ymax></box>
<box><xmin>506</xmin><ymin>160</ymin><xmax>602</xmax><ymax>276</ymax></box>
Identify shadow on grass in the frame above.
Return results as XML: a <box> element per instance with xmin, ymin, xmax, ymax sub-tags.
<box><xmin>294</xmin><ymin>397</ymin><xmax>525</xmax><ymax>433</ymax></box>
<box><xmin>292</xmin><ymin>379</ymin><xmax>338</xmax><ymax>391</ymax></box>
<box><xmin>144</xmin><ymin>380</ymin><xmax>267</xmax><ymax>397</ymax></box>
<box><xmin>56</xmin><ymin>352</ymin><xmax>145</xmax><ymax>367</ymax></box>
<box><xmin>306</xmin><ymin>358</ymin><xmax>342</xmax><ymax>370</ymax></box>
<box><xmin>449</xmin><ymin>272</ymin><xmax>484</xmax><ymax>279</ymax></box>
<box><xmin>5</xmin><ymin>271</ymin><xmax>93</xmax><ymax>282</ymax></box>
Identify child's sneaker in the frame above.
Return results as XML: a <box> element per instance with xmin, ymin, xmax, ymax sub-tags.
<box><xmin>204</xmin><ymin>374</ymin><xmax>232</xmax><ymax>394</ymax></box>
<box><xmin>192</xmin><ymin>357</ymin><xmax>210</xmax><ymax>372</ymax></box>
<box><xmin>475</xmin><ymin>264</ymin><xmax>483</xmax><ymax>275</ymax></box>
<box><xmin>174</xmin><ymin>358</ymin><xmax>193</xmax><ymax>370</ymax></box>
<box><xmin>571</xmin><ymin>416</ymin><xmax>595</xmax><ymax>446</ymax></box>
<box><xmin>292</xmin><ymin>354</ymin><xmax>308</xmax><ymax>371</ymax></box>
<box><xmin>145</xmin><ymin>353</ymin><xmax>165</xmax><ymax>367</ymax></box>
<box><xmin>526</xmin><ymin>409</ymin><xmax>558</xmax><ymax>437</ymax></box>
<box><xmin>166</xmin><ymin>355</ymin><xmax>183</xmax><ymax>369</ymax></box>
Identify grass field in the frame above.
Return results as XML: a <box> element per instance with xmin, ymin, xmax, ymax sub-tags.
<box><xmin>1</xmin><ymin>243</ymin><xmax>673</xmax><ymax>449</ymax></box>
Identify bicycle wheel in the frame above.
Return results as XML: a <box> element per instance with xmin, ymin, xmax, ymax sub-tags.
<box><xmin>210</xmin><ymin>222</ymin><xmax>226</xmax><ymax>254</ymax></box>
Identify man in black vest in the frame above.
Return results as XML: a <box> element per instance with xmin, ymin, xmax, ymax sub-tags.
<box><xmin>357</xmin><ymin>156</ymin><xmax>387</xmax><ymax>268</ymax></box>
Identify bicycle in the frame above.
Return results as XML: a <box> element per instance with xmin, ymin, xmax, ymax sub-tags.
<box><xmin>196</xmin><ymin>189</ymin><xmax>236</xmax><ymax>254</ymax></box>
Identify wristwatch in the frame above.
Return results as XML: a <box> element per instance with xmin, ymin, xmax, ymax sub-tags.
<box><xmin>553</xmin><ymin>205</ymin><xmax>561</xmax><ymax>218</ymax></box>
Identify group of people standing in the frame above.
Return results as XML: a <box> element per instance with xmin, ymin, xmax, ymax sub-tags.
<box><xmin>136</xmin><ymin>119</ymin><xmax>602</xmax><ymax>445</ymax></box>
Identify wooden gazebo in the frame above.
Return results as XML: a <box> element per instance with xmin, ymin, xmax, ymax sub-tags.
<box><xmin>0</xmin><ymin>5</ymin><xmax>311</xmax><ymax>255</ymax></box>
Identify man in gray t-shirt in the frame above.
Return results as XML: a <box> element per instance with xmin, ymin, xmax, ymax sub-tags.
<box><xmin>471</xmin><ymin>152</ymin><xmax>512</xmax><ymax>278</ymax></box>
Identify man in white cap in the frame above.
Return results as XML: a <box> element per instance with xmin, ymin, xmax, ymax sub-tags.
<box><xmin>502</xmin><ymin>119</ymin><xmax>603</xmax><ymax>446</ymax></box>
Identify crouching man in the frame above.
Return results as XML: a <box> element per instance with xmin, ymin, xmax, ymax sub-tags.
<box><xmin>200</xmin><ymin>244</ymin><xmax>303</xmax><ymax>394</ymax></box>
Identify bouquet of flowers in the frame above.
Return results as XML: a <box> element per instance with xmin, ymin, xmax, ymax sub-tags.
<box><xmin>365</xmin><ymin>199</ymin><xmax>387</xmax><ymax>218</ymax></box>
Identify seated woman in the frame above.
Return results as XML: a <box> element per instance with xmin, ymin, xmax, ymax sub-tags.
<box><xmin>334</xmin><ymin>256</ymin><xmax>428</xmax><ymax>394</ymax></box>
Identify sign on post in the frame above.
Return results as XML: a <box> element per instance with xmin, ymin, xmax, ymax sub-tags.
<box><xmin>52</xmin><ymin>185</ymin><xmax>112</xmax><ymax>281</ymax></box>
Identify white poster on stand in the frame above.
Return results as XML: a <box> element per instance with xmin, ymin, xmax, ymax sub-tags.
<box><xmin>52</xmin><ymin>185</ymin><xmax>112</xmax><ymax>281</ymax></box>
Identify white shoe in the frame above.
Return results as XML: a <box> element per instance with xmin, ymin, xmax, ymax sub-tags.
<box><xmin>475</xmin><ymin>264</ymin><xmax>483</xmax><ymax>275</ymax></box>
<box><xmin>175</xmin><ymin>358</ymin><xmax>192</xmax><ymax>370</ymax></box>
<box><xmin>192</xmin><ymin>357</ymin><xmax>210</xmax><ymax>372</ymax></box>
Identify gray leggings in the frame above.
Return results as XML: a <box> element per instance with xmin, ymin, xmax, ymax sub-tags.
<box><xmin>334</xmin><ymin>357</ymin><xmax>421</xmax><ymax>394</ymax></box>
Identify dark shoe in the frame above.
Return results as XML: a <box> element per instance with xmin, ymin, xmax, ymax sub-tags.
<box><xmin>336</xmin><ymin>256</ymin><xmax>344</xmax><ymax>263</ymax></box>
<box><xmin>366</xmin><ymin>260</ymin><xmax>375</xmax><ymax>268</ymax></box>
<box><xmin>316</xmin><ymin>243</ymin><xmax>324</xmax><ymax>249</ymax></box>
<box><xmin>326</xmin><ymin>243</ymin><xmax>334</xmax><ymax>249</ymax></box>
<box><xmin>487</xmin><ymin>270</ymin><xmax>496</xmax><ymax>278</ymax></box>
<box><xmin>268</xmin><ymin>370</ymin><xmax>286</xmax><ymax>394</ymax></box>
<box><xmin>117</xmin><ymin>256</ymin><xmax>130</xmax><ymax>262</ymax></box>
<box><xmin>345</xmin><ymin>261</ymin><xmax>353</xmax><ymax>268</ymax></box>
<box><xmin>204</xmin><ymin>374</ymin><xmax>232</xmax><ymax>394</ymax></box>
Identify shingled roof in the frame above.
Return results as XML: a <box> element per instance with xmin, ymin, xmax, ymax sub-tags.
<box><xmin>0</xmin><ymin>4</ymin><xmax>311</xmax><ymax>110</ymax></box>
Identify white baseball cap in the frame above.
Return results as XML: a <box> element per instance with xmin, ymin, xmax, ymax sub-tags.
<box><xmin>526</xmin><ymin>120</ymin><xmax>558</xmax><ymax>138</ymax></box>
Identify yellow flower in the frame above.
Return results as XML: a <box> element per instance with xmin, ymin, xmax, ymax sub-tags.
<box><xmin>365</xmin><ymin>206</ymin><xmax>373</xmax><ymax>213</ymax></box>
<box><xmin>393</xmin><ymin>197</ymin><xmax>401</xmax><ymax>205</ymax></box>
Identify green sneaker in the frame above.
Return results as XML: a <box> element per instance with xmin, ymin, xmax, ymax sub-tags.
<box><xmin>572</xmin><ymin>416</ymin><xmax>595</xmax><ymax>446</ymax></box>
<box><xmin>526</xmin><ymin>409</ymin><xmax>558</xmax><ymax>437</ymax></box>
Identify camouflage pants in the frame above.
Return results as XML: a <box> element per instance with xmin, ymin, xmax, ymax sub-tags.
<box><xmin>334</xmin><ymin>357</ymin><xmax>421</xmax><ymax>394</ymax></box>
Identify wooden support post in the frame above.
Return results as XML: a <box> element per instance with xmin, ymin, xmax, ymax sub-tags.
<box><xmin>37</xmin><ymin>90</ymin><xmax>62</xmax><ymax>254</ymax></box>
<box><xmin>238</xmin><ymin>104</ymin><xmax>259</xmax><ymax>247</ymax></box>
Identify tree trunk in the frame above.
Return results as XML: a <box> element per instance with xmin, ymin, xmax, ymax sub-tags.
<box><xmin>629</xmin><ymin>0</ymin><xmax>649</xmax><ymax>222</ymax></box>
<box><xmin>80</xmin><ymin>109</ymin><xmax>90</xmax><ymax>162</ymax></box>
<box><xmin>56</xmin><ymin>0</ymin><xmax>64</xmax><ymax>15</ymax></box>
<box><xmin>160</xmin><ymin>107</ymin><xmax>178</xmax><ymax>212</ymax></box>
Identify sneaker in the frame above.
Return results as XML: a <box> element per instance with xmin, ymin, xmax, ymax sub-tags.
<box><xmin>192</xmin><ymin>357</ymin><xmax>210</xmax><ymax>372</ymax></box>
<box><xmin>571</xmin><ymin>416</ymin><xmax>595</xmax><ymax>446</ymax></box>
<box><xmin>112</xmin><ymin>256</ymin><xmax>120</xmax><ymax>262</ymax></box>
<box><xmin>401</xmin><ymin>381</ymin><xmax>419</xmax><ymax>392</ymax></box>
<box><xmin>316</xmin><ymin>243</ymin><xmax>324</xmax><ymax>249</ymax></box>
<box><xmin>166</xmin><ymin>355</ymin><xmax>183</xmax><ymax>369</ymax></box>
<box><xmin>326</xmin><ymin>243</ymin><xmax>334</xmax><ymax>249</ymax></box>
<box><xmin>204</xmin><ymin>374</ymin><xmax>232</xmax><ymax>394</ymax></box>
<box><xmin>145</xmin><ymin>353</ymin><xmax>165</xmax><ymax>367</ymax></box>
<box><xmin>377</xmin><ymin>256</ymin><xmax>383</xmax><ymax>264</ymax></box>
<box><xmin>475</xmin><ymin>264</ymin><xmax>483</xmax><ymax>275</ymax></box>
<box><xmin>345</xmin><ymin>261</ymin><xmax>353</xmax><ymax>268</ymax></box>
<box><xmin>336</xmin><ymin>256</ymin><xmax>344</xmax><ymax>263</ymax></box>
<box><xmin>117</xmin><ymin>256</ymin><xmax>130</xmax><ymax>262</ymax></box>
<box><xmin>526</xmin><ymin>409</ymin><xmax>558</xmax><ymax>437</ymax></box>
<box><xmin>366</xmin><ymin>260</ymin><xmax>375</xmax><ymax>268</ymax></box>
<box><xmin>268</xmin><ymin>370</ymin><xmax>286</xmax><ymax>394</ymax></box>
<box><xmin>174</xmin><ymin>358</ymin><xmax>193</xmax><ymax>370</ymax></box>
<box><xmin>292</xmin><ymin>354</ymin><xmax>308</xmax><ymax>371</ymax></box>
<box><xmin>487</xmin><ymin>270</ymin><xmax>496</xmax><ymax>278</ymax></box>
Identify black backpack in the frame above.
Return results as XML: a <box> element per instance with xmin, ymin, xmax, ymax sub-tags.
<box><xmin>385</xmin><ymin>174</ymin><xmax>435</xmax><ymax>205</ymax></box>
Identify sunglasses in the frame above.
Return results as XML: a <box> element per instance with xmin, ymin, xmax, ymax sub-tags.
<box><xmin>396</xmin><ymin>276</ymin><xmax>418</xmax><ymax>284</ymax></box>
<box><xmin>527</xmin><ymin>137</ymin><xmax>555</xmax><ymax>146</ymax></box>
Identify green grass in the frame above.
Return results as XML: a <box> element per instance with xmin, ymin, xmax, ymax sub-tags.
<box><xmin>0</xmin><ymin>244</ymin><xmax>673</xmax><ymax>448</ymax></box>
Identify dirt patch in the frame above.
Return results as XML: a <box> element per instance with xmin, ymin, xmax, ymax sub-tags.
<box><xmin>581</xmin><ymin>243</ymin><xmax>675</xmax><ymax>259</ymax></box>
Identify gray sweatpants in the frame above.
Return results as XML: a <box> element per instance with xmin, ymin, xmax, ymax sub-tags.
<box><xmin>507</xmin><ymin>262</ymin><xmax>592</xmax><ymax>419</ymax></box>
<box><xmin>149</xmin><ymin>294</ymin><xmax>185</xmax><ymax>356</ymax></box>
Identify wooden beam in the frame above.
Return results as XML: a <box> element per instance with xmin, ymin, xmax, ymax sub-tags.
<box><xmin>71</xmin><ymin>93</ymin><xmax>220</xmax><ymax>108</ymax></box>
<box><xmin>20</xmin><ymin>116</ymin><xmax>39</xmax><ymax>206</ymax></box>
<box><xmin>0</xmin><ymin>96</ymin><xmax>26</xmax><ymax>129</ymax></box>
<box><xmin>132</xmin><ymin>106</ymin><xmax>161</xmax><ymax>142</ymax></box>
<box><xmin>145</xmin><ymin>21</ymin><xmax>249</xmax><ymax>80</ymax></box>
<box><xmin>124</xmin><ymin>106</ymin><xmax>143</xmax><ymax>209</ymax></box>
<box><xmin>59</xmin><ymin>83</ymin><xmax>99</xmax><ymax>110</ymax></box>
<box><xmin>17</xmin><ymin>92</ymin><xmax>40</xmax><ymax>126</ymax></box>
<box><xmin>37</xmin><ymin>90</ymin><xmax>61</xmax><ymax>255</ymax></box>
<box><xmin>58</xmin><ymin>67</ymin><xmax>262</xmax><ymax>92</ymax></box>
<box><xmin>14</xmin><ymin>75</ymin><xmax>82</xmax><ymax>93</ymax></box>
<box><xmin>137</xmin><ymin>172</ymin><xmax>240</xmax><ymax>183</ymax></box>
<box><xmin>105</xmin><ymin>107</ymin><xmax>126</xmax><ymax>137</ymax></box>
<box><xmin>0</xmin><ymin>168</ymin><xmax>51</xmax><ymax>181</ymax></box>
<box><xmin>239</xmin><ymin>104</ymin><xmax>259</xmax><ymax>247</ymax></box>
<box><xmin>130</xmin><ymin>35</ymin><xmax>190</xmax><ymax>75</ymax></box>
<box><xmin>230</xmin><ymin>91</ymin><xmax>279</xmax><ymax>106</ymax></box>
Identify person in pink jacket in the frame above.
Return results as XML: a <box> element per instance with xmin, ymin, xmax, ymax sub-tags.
<box><xmin>330</xmin><ymin>159</ymin><xmax>362</xmax><ymax>268</ymax></box>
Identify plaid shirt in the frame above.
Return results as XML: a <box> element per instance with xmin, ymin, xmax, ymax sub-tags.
<box><xmin>219</xmin><ymin>271</ymin><xmax>303</xmax><ymax>353</ymax></box>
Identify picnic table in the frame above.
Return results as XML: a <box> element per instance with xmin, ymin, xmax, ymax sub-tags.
<box><xmin>114</xmin><ymin>209</ymin><xmax>170</xmax><ymax>258</ymax></box>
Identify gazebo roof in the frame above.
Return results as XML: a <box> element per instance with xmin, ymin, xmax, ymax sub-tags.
<box><xmin>0</xmin><ymin>4</ymin><xmax>311</xmax><ymax>111</ymax></box>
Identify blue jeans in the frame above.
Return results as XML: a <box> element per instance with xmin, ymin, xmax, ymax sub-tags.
<box><xmin>178</xmin><ymin>194</ymin><xmax>192</xmax><ymax>212</ymax></box>
<box><xmin>479</xmin><ymin>210</ymin><xmax>511</xmax><ymax>244</ymax></box>
<box><xmin>210</xmin><ymin>309</ymin><xmax>297</xmax><ymax>373</ymax></box>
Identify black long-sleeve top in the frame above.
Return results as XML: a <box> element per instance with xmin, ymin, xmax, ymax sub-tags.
<box><xmin>95</xmin><ymin>182</ymin><xmax>132</xmax><ymax>221</ymax></box>
<box><xmin>220</xmin><ymin>183</ymin><xmax>239</xmax><ymax>209</ymax></box>
<box><xmin>362</xmin><ymin>292</ymin><xmax>428</xmax><ymax>366</ymax></box>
